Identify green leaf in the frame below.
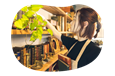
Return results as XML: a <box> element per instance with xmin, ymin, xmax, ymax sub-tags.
<box><xmin>37</xmin><ymin>26</ymin><xmax>43</xmax><ymax>33</ymax></box>
<box><xmin>21</xmin><ymin>15</ymin><xmax>29</xmax><ymax>21</ymax></box>
<box><xmin>30</xmin><ymin>23</ymin><xmax>35</xmax><ymax>31</ymax></box>
<box><xmin>33</xmin><ymin>19</ymin><xmax>38</xmax><ymax>25</ymax></box>
<box><xmin>32</xmin><ymin>31</ymin><xmax>38</xmax><ymax>37</ymax></box>
<box><xmin>25</xmin><ymin>11</ymin><xmax>35</xmax><ymax>17</ymax></box>
<box><xmin>30</xmin><ymin>19</ymin><xmax>38</xmax><ymax>31</ymax></box>
<box><xmin>31</xmin><ymin>5</ymin><xmax>43</xmax><ymax>12</ymax></box>
<box><xmin>30</xmin><ymin>30</ymin><xmax>42</xmax><ymax>41</ymax></box>
<box><xmin>14</xmin><ymin>19</ymin><xmax>23</xmax><ymax>29</ymax></box>
<box><xmin>22</xmin><ymin>20</ymin><xmax>28</xmax><ymax>29</ymax></box>
<box><xmin>21</xmin><ymin>6</ymin><xmax>28</xmax><ymax>12</ymax></box>
<box><xmin>47</xmin><ymin>29</ymin><xmax>53</xmax><ymax>36</ymax></box>
<box><xmin>42</xmin><ymin>21</ymin><xmax>47</xmax><ymax>26</ymax></box>
<box><xmin>36</xmin><ymin>14</ymin><xmax>43</xmax><ymax>22</ymax></box>
<box><xmin>37</xmin><ymin>30</ymin><xmax>42</xmax><ymax>40</ymax></box>
<box><xmin>14</xmin><ymin>14</ymin><xmax>17</xmax><ymax>20</ymax></box>
<box><xmin>30</xmin><ymin>35</ymin><xmax>36</xmax><ymax>42</ymax></box>
<box><xmin>38</xmin><ymin>35</ymin><xmax>42</xmax><ymax>41</ymax></box>
<box><xmin>27</xmin><ymin>6</ymin><xmax>32</xmax><ymax>11</ymax></box>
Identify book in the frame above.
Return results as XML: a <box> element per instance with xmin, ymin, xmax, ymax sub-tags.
<box><xmin>43</xmin><ymin>44</ymin><xmax>47</xmax><ymax>59</ymax></box>
<box><xmin>25</xmin><ymin>45</ymin><xmax>35</xmax><ymax>65</ymax></box>
<box><xmin>26</xmin><ymin>48</ymin><xmax>31</xmax><ymax>67</ymax></box>
<box><xmin>23</xmin><ymin>48</ymin><xmax>27</xmax><ymax>67</ymax></box>
<box><xmin>12</xmin><ymin>47</ymin><xmax>24</xmax><ymax>70</ymax></box>
<box><xmin>36</xmin><ymin>46</ymin><xmax>39</xmax><ymax>60</ymax></box>
<box><xmin>12</xmin><ymin>47</ymin><xmax>24</xmax><ymax>56</ymax></box>
<box><xmin>36</xmin><ymin>45</ymin><xmax>42</xmax><ymax>60</ymax></box>
<box><xmin>58</xmin><ymin>54</ymin><xmax>71</xmax><ymax>70</ymax></box>
<box><xmin>61</xmin><ymin>16</ymin><xmax>64</xmax><ymax>31</ymax></box>
<box><xmin>46</xmin><ymin>65</ymin><xmax>52</xmax><ymax>71</ymax></box>
<box><xmin>17</xmin><ymin>52</ymin><xmax>20</xmax><ymax>62</ymax></box>
<box><xmin>47</xmin><ymin>43</ymin><xmax>50</xmax><ymax>57</ymax></box>
<box><xmin>58</xmin><ymin>59</ymin><xmax>69</xmax><ymax>71</ymax></box>
<box><xmin>31</xmin><ymin>47</ymin><xmax>36</xmax><ymax>65</ymax></box>
<box><xmin>20</xmin><ymin>49</ymin><xmax>24</xmax><ymax>65</ymax></box>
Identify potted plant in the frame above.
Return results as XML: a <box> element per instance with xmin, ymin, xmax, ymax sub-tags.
<box><xmin>13</xmin><ymin>5</ymin><xmax>53</xmax><ymax>69</ymax></box>
<box><xmin>13</xmin><ymin>4</ymin><xmax>53</xmax><ymax>42</ymax></box>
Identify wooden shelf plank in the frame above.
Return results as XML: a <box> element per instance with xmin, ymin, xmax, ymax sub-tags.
<box><xmin>37</xmin><ymin>49</ymin><xmax>68</xmax><ymax>71</ymax></box>
<box><xmin>11</xmin><ymin>29</ymin><xmax>49</xmax><ymax>35</ymax></box>
<box><xmin>11</xmin><ymin>29</ymin><xmax>74</xmax><ymax>35</ymax></box>
<box><xmin>60</xmin><ymin>31</ymin><xmax>74</xmax><ymax>34</ymax></box>
<box><xmin>42</xmin><ymin>5</ymin><xmax>73</xmax><ymax>21</ymax></box>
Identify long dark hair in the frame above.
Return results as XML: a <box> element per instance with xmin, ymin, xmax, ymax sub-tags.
<box><xmin>77</xmin><ymin>8</ymin><xmax>102</xmax><ymax>39</ymax></box>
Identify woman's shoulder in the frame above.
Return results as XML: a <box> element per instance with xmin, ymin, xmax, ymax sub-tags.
<box><xmin>61</xmin><ymin>35</ymin><xmax>78</xmax><ymax>50</ymax></box>
<box><xmin>88</xmin><ymin>41</ymin><xmax>101</xmax><ymax>52</ymax></box>
<box><xmin>88</xmin><ymin>41</ymin><xmax>102</xmax><ymax>56</ymax></box>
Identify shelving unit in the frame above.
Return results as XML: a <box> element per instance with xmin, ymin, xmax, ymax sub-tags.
<box><xmin>38</xmin><ymin>49</ymin><xmax>68</xmax><ymax>71</ymax></box>
<box><xmin>42</xmin><ymin>5</ymin><xmax>73</xmax><ymax>22</ymax></box>
<box><xmin>11</xmin><ymin>5</ymin><xmax>73</xmax><ymax>35</ymax></box>
<box><xmin>12</xmin><ymin>5</ymin><xmax>74</xmax><ymax>71</ymax></box>
<box><xmin>11</xmin><ymin>29</ymin><xmax>74</xmax><ymax>35</ymax></box>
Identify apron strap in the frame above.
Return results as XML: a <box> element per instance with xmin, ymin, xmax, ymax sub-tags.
<box><xmin>65</xmin><ymin>41</ymin><xmax>77</xmax><ymax>56</ymax></box>
<box><xmin>66</xmin><ymin>39</ymin><xmax>91</xmax><ymax>69</ymax></box>
<box><xmin>75</xmin><ymin>39</ymin><xmax>91</xmax><ymax>68</ymax></box>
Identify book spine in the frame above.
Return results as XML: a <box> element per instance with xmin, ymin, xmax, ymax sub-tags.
<box><xmin>41</xmin><ymin>44</ymin><xmax>44</xmax><ymax>54</ymax></box>
<box><xmin>17</xmin><ymin>52</ymin><xmax>20</xmax><ymax>62</ymax></box>
<box><xmin>26</xmin><ymin>49</ymin><xmax>30</xmax><ymax>67</ymax></box>
<box><xmin>29</xmin><ymin>48</ymin><xmax>32</xmax><ymax>65</ymax></box>
<box><xmin>32</xmin><ymin>48</ymin><xmax>35</xmax><ymax>65</ymax></box>
<box><xmin>26</xmin><ymin>55</ymin><xmax>29</xmax><ymax>67</ymax></box>
<box><xmin>47</xmin><ymin>43</ymin><xmax>49</xmax><ymax>57</ymax></box>
<box><xmin>36</xmin><ymin>46</ymin><xmax>39</xmax><ymax>60</ymax></box>
<box><xmin>58</xmin><ymin>54</ymin><xmax>71</xmax><ymax>70</ymax></box>
<box><xmin>38</xmin><ymin>45</ymin><xmax>42</xmax><ymax>60</ymax></box>
<box><xmin>23</xmin><ymin>48</ymin><xmax>27</xmax><ymax>67</ymax></box>
<box><xmin>57</xmin><ymin>16</ymin><xmax>62</xmax><ymax>31</ymax></box>
<box><xmin>49</xmin><ymin>65</ymin><xmax>52</xmax><ymax>71</ymax></box>
<box><xmin>20</xmin><ymin>49</ymin><xmax>24</xmax><ymax>65</ymax></box>
<box><xmin>44</xmin><ymin>44</ymin><xmax>47</xmax><ymax>59</ymax></box>
<box><xmin>34</xmin><ymin>46</ymin><xmax>37</xmax><ymax>61</ymax></box>
<box><xmin>61</xmin><ymin>16</ymin><xmax>64</xmax><ymax>31</ymax></box>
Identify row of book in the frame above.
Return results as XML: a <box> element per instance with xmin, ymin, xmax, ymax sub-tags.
<box><xmin>12</xmin><ymin>42</ymin><xmax>61</xmax><ymax>70</ymax></box>
<box><xmin>13</xmin><ymin>42</ymin><xmax>52</xmax><ymax>67</ymax></box>
<box><xmin>50</xmin><ymin>16</ymin><xmax>65</xmax><ymax>32</ymax></box>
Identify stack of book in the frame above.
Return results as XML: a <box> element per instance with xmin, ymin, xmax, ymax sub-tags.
<box><xmin>13</xmin><ymin>47</ymin><xmax>26</xmax><ymax>66</ymax></box>
<box><xmin>51</xmin><ymin>16</ymin><xmax>65</xmax><ymax>31</ymax></box>
<box><xmin>12</xmin><ymin>42</ymin><xmax>51</xmax><ymax>68</ymax></box>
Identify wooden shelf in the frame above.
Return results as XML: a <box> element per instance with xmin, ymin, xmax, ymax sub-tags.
<box><xmin>11</xmin><ymin>29</ymin><xmax>74</xmax><ymax>35</ymax></box>
<box><xmin>42</xmin><ymin>5</ymin><xmax>73</xmax><ymax>22</ymax></box>
<box><xmin>37</xmin><ymin>49</ymin><xmax>68</xmax><ymax>71</ymax></box>
<box><xmin>60</xmin><ymin>31</ymin><xmax>74</xmax><ymax>34</ymax></box>
<box><xmin>11</xmin><ymin>29</ymin><xmax>49</xmax><ymax>35</ymax></box>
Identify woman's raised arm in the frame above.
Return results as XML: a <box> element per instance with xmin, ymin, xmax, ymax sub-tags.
<box><xmin>45</xmin><ymin>19</ymin><xmax>62</xmax><ymax>41</ymax></box>
<box><xmin>36</xmin><ymin>13</ymin><xmax>62</xmax><ymax>41</ymax></box>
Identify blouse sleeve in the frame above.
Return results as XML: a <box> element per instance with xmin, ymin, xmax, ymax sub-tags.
<box><xmin>61</xmin><ymin>34</ymin><xmax>77</xmax><ymax>50</ymax></box>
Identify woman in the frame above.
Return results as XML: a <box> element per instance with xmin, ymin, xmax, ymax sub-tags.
<box><xmin>45</xmin><ymin>7</ymin><xmax>102</xmax><ymax>69</ymax></box>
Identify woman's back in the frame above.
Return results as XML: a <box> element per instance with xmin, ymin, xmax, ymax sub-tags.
<box><xmin>61</xmin><ymin>35</ymin><xmax>101</xmax><ymax>68</ymax></box>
